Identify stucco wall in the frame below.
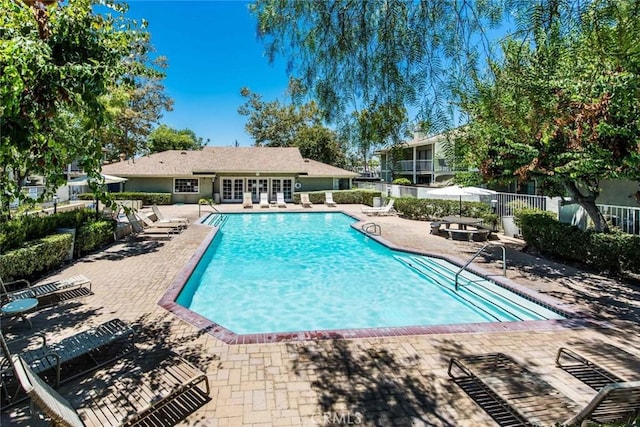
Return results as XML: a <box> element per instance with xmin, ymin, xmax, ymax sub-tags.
<box><xmin>298</xmin><ymin>177</ymin><xmax>336</xmax><ymax>192</ymax></box>
<box><xmin>597</xmin><ymin>179</ymin><xmax>640</xmax><ymax>207</ymax></box>
<box><xmin>124</xmin><ymin>177</ymin><xmax>213</xmax><ymax>204</ymax></box>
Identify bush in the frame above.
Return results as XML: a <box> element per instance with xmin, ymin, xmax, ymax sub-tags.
<box><xmin>75</xmin><ymin>220</ymin><xmax>116</xmax><ymax>257</ymax></box>
<box><xmin>515</xmin><ymin>209</ymin><xmax>640</xmax><ymax>275</ymax></box>
<box><xmin>393</xmin><ymin>197</ymin><xmax>493</xmax><ymax>220</ymax></box>
<box><xmin>293</xmin><ymin>190</ymin><xmax>383</xmax><ymax>206</ymax></box>
<box><xmin>78</xmin><ymin>192</ymin><xmax>172</xmax><ymax>205</ymax></box>
<box><xmin>392</xmin><ymin>177</ymin><xmax>412</xmax><ymax>185</ymax></box>
<box><xmin>0</xmin><ymin>234</ymin><xmax>72</xmax><ymax>281</ymax></box>
<box><xmin>0</xmin><ymin>208</ymin><xmax>97</xmax><ymax>253</ymax></box>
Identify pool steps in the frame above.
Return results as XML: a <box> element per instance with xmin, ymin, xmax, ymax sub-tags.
<box><xmin>204</xmin><ymin>213</ymin><xmax>228</xmax><ymax>228</ymax></box>
<box><xmin>396</xmin><ymin>255</ymin><xmax>563</xmax><ymax>322</ymax></box>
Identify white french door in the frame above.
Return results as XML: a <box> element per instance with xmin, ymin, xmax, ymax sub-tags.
<box><xmin>222</xmin><ymin>178</ymin><xmax>244</xmax><ymax>202</ymax></box>
<box><xmin>247</xmin><ymin>179</ymin><xmax>268</xmax><ymax>201</ymax></box>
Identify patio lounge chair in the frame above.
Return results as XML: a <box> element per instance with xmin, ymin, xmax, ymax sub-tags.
<box><xmin>449</xmin><ymin>352</ymin><xmax>640</xmax><ymax>427</ymax></box>
<box><xmin>555</xmin><ymin>347</ymin><xmax>627</xmax><ymax>391</ymax></box>
<box><xmin>300</xmin><ymin>193</ymin><xmax>313</xmax><ymax>208</ymax></box>
<box><xmin>242</xmin><ymin>192</ymin><xmax>254</xmax><ymax>208</ymax></box>
<box><xmin>276</xmin><ymin>192</ymin><xmax>287</xmax><ymax>208</ymax></box>
<box><xmin>126</xmin><ymin>213</ymin><xmax>178</xmax><ymax>238</ymax></box>
<box><xmin>138</xmin><ymin>212</ymin><xmax>185</xmax><ymax>231</ymax></box>
<box><xmin>10</xmin><ymin>351</ymin><xmax>210</xmax><ymax>427</ymax></box>
<box><xmin>259</xmin><ymin>192</ymin><xmax>270</xmax><ymax>208</ymax></box>
<box><xmin>1</xmin><ymin>275</ymin><xmax>92</xmax><ymax>309</ymax></box>
<box><xmin>325</xmin><ymin>192</ymin><xmax>337</xmax><ymax>207</ymax></box>
<box><xmin>151</xmin><ymin>204</ymin><xmax>189</xmax><ymax>226</ymax></box>
<box><xmin>1</xmin><ymin>318</ymin><xmax>135</xmax><ymax>390</ymax></box>
<box><xmin>361</xmin><ymin>199</ymin><xmax>396</xmax><ymax>216</ymax></box>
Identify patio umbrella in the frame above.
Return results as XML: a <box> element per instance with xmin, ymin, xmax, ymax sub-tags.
<box><xmin>67</xmin><ymin>174</ymin><xmax>128</xmax><ymax>214</ymax></box>
<box><xmin>67</xmin><ymin>173</ymin><xmax>128</xmax><ymax>186</ymax></box>
<box><xmin>426</xmin><ymin>185</ymin><xmax>497</xmax><ymax>215</ymax></box>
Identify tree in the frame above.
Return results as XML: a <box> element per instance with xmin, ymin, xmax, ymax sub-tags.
<box><xmin>100</xmin><ymin>45</ymin><xmax>173</xmax><ymax>161</ymax></box>
<box><xmin>457</xmin><ymin>0</ymin><xmax>640</xmax><ymax>232</ymax></box>
<box><xmin>250</xmin><ymin>0</ymin><xmax>504</xmax><ymax>156</ymax></box>
<box><xmin>0</xmin><ymin>0</ymin><xmax>150</xmax><ymax>211</ymax></box>
<box><xmin>148</xmin><ymin>124</ymin><xmax>207</xmax><ymax>153</ymax></box>
<box><xmin>238</xmin><ymin>87</ymin><xmax>347</xmax><ymax>166</ymax></box>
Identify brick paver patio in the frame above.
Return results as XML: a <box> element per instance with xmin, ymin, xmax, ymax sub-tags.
<box><xmin>2</xmin><ymin>203</ymin><xmax>639</xmax><ymax>426</ymax></box>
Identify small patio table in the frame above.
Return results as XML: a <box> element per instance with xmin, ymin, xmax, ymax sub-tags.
<box><xmin>442</xmin><ymin>216</ymin><xmax>483</xmax><ymax>230</ymax></box>
<box><xmin>1</xmin><ymin>298</ymin><xmax>38</xmax><ymax>329</ymax></box>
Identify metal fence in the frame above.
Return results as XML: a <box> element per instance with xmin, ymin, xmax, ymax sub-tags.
<box><xmin>494</xmin><ymin>192</ymin><xmax>547</xmax><ymax>217</ymax></box>
<box><xmin>596</xmin><ymin>204</ymin><xmax>640</xmax><ymax>235</ymax></box>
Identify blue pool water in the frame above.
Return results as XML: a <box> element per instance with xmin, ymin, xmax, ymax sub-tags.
<box><xmin>177</xmin><ymin>212</ymin><xmax>564</xmax><ymax>334</ymax></box>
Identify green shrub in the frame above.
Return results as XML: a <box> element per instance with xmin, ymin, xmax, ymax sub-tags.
<box><xmin>392</xmin><ymin>177</ymin><xmax>412</xmax><ymax>185</ymax></box>
<box><xmin>293</xmin><ymin>190</ymin><xmax>383</xmax><ymax>206</ymax></box>
<box><xmin>78</xmin><ymin>192</ymin><xmax>172</xmax><ymax>205</ymax></box>
<box><xmin>0</xmin><ymin>208</ymin><xmax>97</xmax><ymax>253</ymax></box>
<box><xmin>0</xmin><ymin>234</ymin><xmax>72</xmax><ymax>281</ymax></box>
<box><xmin>393</xmin><ymin>197</ymin><xmax>493</xmax><ymax>220</ymax></box>
<box><xmin>515</xmin><ymin>209</ymin><xmax>640</xmax><ymax>275</ymax></box>
<box><xmin>75</xmin><ymin>220</ymin><xmax>115</xmax><ymax>257</ymax></box>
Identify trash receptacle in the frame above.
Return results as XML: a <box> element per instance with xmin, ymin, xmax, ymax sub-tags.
<box><xmin>214</xmin><ymin>193</ymin><xmax>220</xmax><ymax>204</ymax></box>
<box><xmin>373</xmin><ymin>197</ymin><xmax>382</xmax><ymax>208</ymax></box>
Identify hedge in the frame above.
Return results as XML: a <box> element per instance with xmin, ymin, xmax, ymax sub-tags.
<box><xmin>515</xmin><ymin>209</ymin><xmax>640</xmax><ymax>275</ymax></box>
<box><xmin>78</xmin><ymin>192</ymin><xmax>172</xmax><ymax>205</ymax></box>
<box><xmin>0</xmin><ymin>208</ymin><xmax>97</xmax><ymax>253</ymax></box>
<box><xmin>393</xmin><ymin>197</ymin><xmax>496</xmax><ymax>223</ymax></box>
<box><xmin>75</xmin><ymin>220</ymin><xmax>116</xmax><ymax>257</ymax></box>
<box><xmin>292</xmin><ymin>190</ymin><xmax>382</xmax><ymax>206</ymax></box>
<box><xmin>0</xmin><ymin>233</ymin><xmax>72</xmax><ymax>281</ymax></box>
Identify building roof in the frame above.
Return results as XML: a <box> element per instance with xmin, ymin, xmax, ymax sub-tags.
<box><xmin>101</xmin><ymin>146</ymin><xmax>358</xmax><ymax>178</ymax></box>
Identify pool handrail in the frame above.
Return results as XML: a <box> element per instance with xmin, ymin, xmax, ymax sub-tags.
<box><xmin>454</xmin><ymin>243</ymin><xmax>506</xmax><ymax>291</ymax></box>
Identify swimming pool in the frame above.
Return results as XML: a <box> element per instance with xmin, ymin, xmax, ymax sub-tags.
<box><xmin>175</xmin><ymin>212</ymin><xmax>566</xmax><ymax>337</ymax></box>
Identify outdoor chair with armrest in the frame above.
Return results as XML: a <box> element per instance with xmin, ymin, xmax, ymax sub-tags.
<box><xmin>449</xmin><ymin>352</ymin><xmax>640</xmax><ymax>427</ymax></box>
<box><xmin>1</xmin><ymin>318</ymin><xmax>135</xmax><ymax>391</ymax></box>
<box><xmin>10</xmin><ymin>350</ymin><xmax>210</xmax><ymax>427</ymax></box>
<box><xmin>1</xmin><ymin>276</ymin><xmax>92</xmax><ymax>309</ymax></box>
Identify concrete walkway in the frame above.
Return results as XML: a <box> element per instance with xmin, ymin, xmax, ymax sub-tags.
<box><xmin>2</xmin><ymin>203</ymin><xmax>639</xmax><ymax>426</ymax></box>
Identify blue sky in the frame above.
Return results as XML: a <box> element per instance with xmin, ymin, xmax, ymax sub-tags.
<box><xmin>125</xmin><ymin>1</ymin><xmax>289</xmax><ymax>147</ymax></box>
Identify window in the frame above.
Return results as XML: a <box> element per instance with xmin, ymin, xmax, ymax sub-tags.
<box><xmin>174</xmin><ymin>178</ymin><xmax>199</xmax><ymax>194</ymax></box>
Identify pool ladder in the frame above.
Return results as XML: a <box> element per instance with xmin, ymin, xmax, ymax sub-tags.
<box><xmin>454</xmin><ymin>243</ymin><xmax>506</xmax><ymax>291</ymax></box>
<box><xmin>361</xmin><ymin>222</ymin><xmax>381</xmax><ymax>236</ymax></box>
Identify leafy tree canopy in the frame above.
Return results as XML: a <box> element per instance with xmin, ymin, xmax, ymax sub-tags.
<box><xmin>0</xmin><ymin>0</ymin><xmax>156</xmax><ymax>210</ymax></box>
<box><xmin>148</xmin><ymin>124</ymin><xmax>207</xmax><ymax>153</ymax></box>
<box><xmin>457</xmin><ymin>0</ymin><xmax>640</xmax><ymax>231</ymax></box>
<box><xmin>238</xmin><ymin>87</ymin><xmax>347</xmax><ymax>167</ymax></box>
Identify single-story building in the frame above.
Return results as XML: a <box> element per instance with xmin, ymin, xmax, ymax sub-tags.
<box><xmin>101</xmin><ymin>146</ymin><xmax>358</xmax><ymax>204</ymax></box>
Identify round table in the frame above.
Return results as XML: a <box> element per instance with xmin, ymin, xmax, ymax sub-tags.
<box><xmin>1</xmin><ymin>298</ymin><xmax>38</xmax><ymax>329</ymax></box>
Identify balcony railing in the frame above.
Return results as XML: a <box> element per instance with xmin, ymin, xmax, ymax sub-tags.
<box><xmin>387</xmin><ymin>159</ymin><xmax>459</xmax><ymax>173</ymax></box>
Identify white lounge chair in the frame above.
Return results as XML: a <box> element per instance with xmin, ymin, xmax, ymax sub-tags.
<box><xmin>361</xmin><ymin>199</ymin><xmax>396</xmax><ymax>216</ymax></box>
<box><xmin>126</xmin><ymin>213</ymin><xmax>178</xmax><ymax>238</ymax></box>
<box><xmin>300</xmin><ymin>193</ymin><xmax>313</xmax><ymax>208</ymax></box>
<box><xmin>325</xmin><ymin>192</ymin><xmax>337</xmax><ymax>207</ymax></box>
<box><xmin>242</xmin><ymin>192</ymin><xmax>253</xmax><ymax>208</ymax></box>
<box><xmin>276</xmin><ymin>192</ymin><xmax>287</xmax><ymax>208</ymax></box>
<box><xmin>259</xmin><ymin>192</ymin><xmax>270</xmax><ymax>208</ymax></box>
<box><xmin>151</xmin><ymin>204</ymin><xmax>189</xmax><ymax>226</ymax></box>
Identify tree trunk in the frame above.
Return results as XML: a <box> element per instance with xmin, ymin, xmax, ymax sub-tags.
<box><xmin>563</xmin><ymin>180</ymin><xmax>609</xmax><ymax>233</ymax></box>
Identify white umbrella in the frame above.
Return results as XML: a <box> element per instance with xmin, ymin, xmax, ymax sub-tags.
<box><xmin>67</xmin><ymin>174</ymin><xmax>127</xmax><ymax>214</ymax></box>
<box><xmin>67</xmin><ymin>174</ymin><xmax>128</xmax><ymax>186</ymax></box>
<box><xmin>426</xmin><ymin>185</ymin><xmax>496</xmax><ymax>215</ymax></box>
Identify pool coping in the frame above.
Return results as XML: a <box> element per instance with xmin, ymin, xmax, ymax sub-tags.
<box><xmin>158</xmin><ymin>211</ymin><xmax>598</xmax><ymax>345</ymax></box>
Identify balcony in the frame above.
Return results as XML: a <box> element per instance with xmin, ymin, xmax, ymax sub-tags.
<box><xmin>386</xmin><ymin>159</ymin><xmax>458</xmax><ymax>174</ymax></box>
